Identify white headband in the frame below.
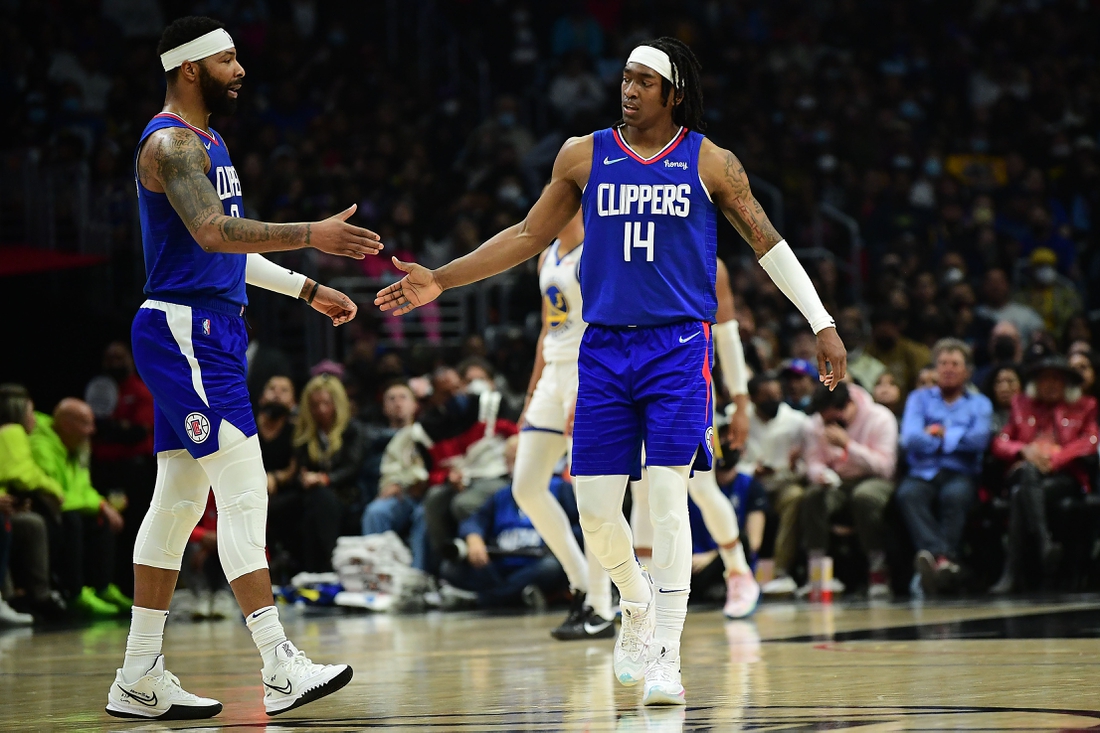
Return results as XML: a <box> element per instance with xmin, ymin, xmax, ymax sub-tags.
<box><xmin>626</xmin><ymin>45</ymin><xmax>678</xmax><ymax>88</ymax></box>
<box><xmin>160</xmin><ymin>28</ymin><xmax>235</xmax><ymax>72</ymax></box>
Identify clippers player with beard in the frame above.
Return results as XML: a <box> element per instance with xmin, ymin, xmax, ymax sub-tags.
<box><xmin>106</xmin><ymin>17</ymin><xmax>381</xmax><ymax>721</ymax></box>
<box><xmin>377</xmin><ymin>37</ymin><xmax>845</xmax><ymax>705</ymax></box>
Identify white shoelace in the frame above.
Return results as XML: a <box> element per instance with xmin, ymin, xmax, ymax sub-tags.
<box><xmin>280</xmin><ymin>649</ymin><xmax>323</xmax><ymax>680</ymax></box>
<box><xmin>645</xmin><ymin>647</ymin><xmax>679</xmax><ymax>686</ymax></box>
<box><xmin>619</xmin><ymin>609</ymin><xmax>649</xmax><ymax>657</ymax></box>
<box><xmin>159</xmin><ymin>669</ymin><xmax>202</xmax><ymax>701</ymax></box>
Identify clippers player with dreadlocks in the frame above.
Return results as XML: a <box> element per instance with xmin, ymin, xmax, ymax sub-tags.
<box><xmin>377</xmin><ymin>38</ymin><xmax>846</xmax><ymax>705</ymax></box>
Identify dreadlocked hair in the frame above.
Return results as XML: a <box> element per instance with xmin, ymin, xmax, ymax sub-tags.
<box><xmin>641</xmin><ymin>37</ymin><xmax>706</xmax><ymax>132</ymax></box>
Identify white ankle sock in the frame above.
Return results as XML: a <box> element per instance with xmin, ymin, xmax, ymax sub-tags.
<box><xmin>122</xmin><ymin>607</ymin><xmax>168</xmax><ymax>682</ymax></box>
<box><xmin>653</xmin><ymin>589</ymin><xmax>688</xmax><ymax>643</ymax></box>
<box><xmin>607</xmin><ymin>559</ymin><xmax>652</xmax><ymax>605</ymax></box>
<box><xmin>246</xmin><ymin>606</ymin><xmax>288</xmax><ymax>669</ymax></box>
<box><xmin>720</xmin><ymin>542</ymin><xmax>751</xmax><ymax>576</ymax></box>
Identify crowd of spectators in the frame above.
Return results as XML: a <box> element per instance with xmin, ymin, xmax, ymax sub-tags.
<box><xmin>3</xmin><ymin>0</ymin><xmax>1100</xmax><ymax>622</ymax></box>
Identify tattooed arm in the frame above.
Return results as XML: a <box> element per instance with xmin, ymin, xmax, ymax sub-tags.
<box><xmin>698</xmin><ymin>139</ymin><xmax>782</xmax><ymax>257</ymax></box>
<box><xmin>137</xmin><ymin>127</ymin><xmax>382</xmax><ymax>258</ymax></box>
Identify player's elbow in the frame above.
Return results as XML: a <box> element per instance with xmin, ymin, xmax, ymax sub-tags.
<box><xmin>193</xmin><ymin>226</ymin><xmax>225</xmax><ymax>253</ymax></box>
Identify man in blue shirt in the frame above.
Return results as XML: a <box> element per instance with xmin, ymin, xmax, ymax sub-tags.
<box><xmin>896</xmin><ymin>338</ymin><xmax>992</xmax><ymax>594</ymax></box>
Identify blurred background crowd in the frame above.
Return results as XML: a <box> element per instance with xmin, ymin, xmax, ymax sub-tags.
<box><xmin>2</xmin><ymin>0</ymin><xmax>1100</xmax><ymax>624</ymax></box>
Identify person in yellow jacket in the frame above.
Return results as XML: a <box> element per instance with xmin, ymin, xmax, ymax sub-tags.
<box><xmin>29</xmin><ymin>398</ymin><xmax>131</xmax><ymax>616</ymax></box>
<box><xmin>0</xmin><ymin>384</ymin><xmax>68</xmax><ymax>623</ymax></box>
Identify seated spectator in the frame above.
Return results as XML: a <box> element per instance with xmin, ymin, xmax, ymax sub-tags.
<box><xmin>29</xmin><ymin>398</ymin><xmax>130</xmax><ymax>616</ymax></box>
<box><xmin>0</xmin><ymin>493</ymin><xmax>33</xmax><ymax>625</ymax></box>
<box><xmin>258</xmin><ymin>375</ymin><xmax>299</xmax><ymax>581</ymax></box>
<box><xmin>360</xmin><ymin>381</ymin><xmax>420</xmax><ymax>505</ymax></box>
<box><xmin>836</xmin><ymin>306</ymin><xmax>886</xmax><ymax>391</ymax></box>
<box><xmin>801</xmin><ymin>383</ymin><xmax>898</xmax><ymax>599</ymax></box>
<box><xmin>419</xmin><ymin>368</ymin><xmax>519</xmax><ymax>569</ymax></box>
<box><xmin>975</xmin><ymin>269</ymin><xmax>1044</xmax><ymax>344</ymax></box>
<box><xmin>916</xmin><ymin>365</ymin><xmax>938</xmax><ymax>390</ymax></box>
<box><xmin>691</xmin><ymin>469</ymin><xmax>768</xmax><ymax>603</ymax></box>
<box><xmin>1017</xmin><ymin>248</ymin><xmax>1082</xmax><ymax>339</ymax></box>
<box><xmin>1069</xmin><ymin>351</ymin><xmax>1099</xmax><ymax>403</ymax></box>
<box><xmin>985</xmin><ymin>365</ymin><xmax>1023</xmax><ymax>434</ymax></box>
<box><xmin>781</xmin><ymin>359</ymin><xmax>818</xmax><ymax>413</ymax></box>
<box><xmin>440</xmin><ymin>436</ymin><xmax>571</xmax><ymax>608</ymax></box>
<box><xmin>173</xmin><ymin>494</ymin><xmax>236</xmax><ymax>621</ymax></box>
<box><xmin>872</xmin><ymin>371</ymin><xmax>903</xmax><ymax>415</ymax></box>
<box><xmin>865</xmin><ymin>307</ymin><xmax>932</xmax><ymax>402</ymax></box>
<box><xmin>290</xmin><ymin>375</ymin><xmax>366</xmax><ymax>571</ymax></box>
<box><xmin>897</xmin><ymin>339</ymin><xmax>993</xmax><ymax>595</ymax></box>
<box><xmin>735</xmin><ymin>372</ymin><xmax>811</xmax><ymax>593</ymax></box>
<box><xmin>0</xmin><ymin>386</ymin><xmax>65</xmax><ymax>621</ymax></box>
<box><xmin>989</xmin><ymin>356</ymin><xmax>1098</xmax><ymax>593</ymax></box>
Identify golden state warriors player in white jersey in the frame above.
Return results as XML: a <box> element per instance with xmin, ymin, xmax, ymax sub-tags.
<box><xmin>378</xmin><ymin>37</ymin><xmax>846</xmax><ymax>706</ymax></box>
<box><xmin>512</xmin><ymin>208</ymin><xmax>616</xmax><ymax>641</ymax></box>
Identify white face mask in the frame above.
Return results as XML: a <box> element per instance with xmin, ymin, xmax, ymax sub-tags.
<box><xmin>465</xmin><ymin>378</ymin><xmax>494</xmax><ymax>396</ymax></box>
<box><xmin>1034</xmin><ymin>265</ymin><xmax>1057</xmax><ymax>286</ymax></box>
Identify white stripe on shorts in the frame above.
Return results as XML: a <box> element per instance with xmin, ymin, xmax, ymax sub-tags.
<box><xmin>140</xmin><ymin>299</ymin><xmax>210</xmax><ymax>407</ymax></box>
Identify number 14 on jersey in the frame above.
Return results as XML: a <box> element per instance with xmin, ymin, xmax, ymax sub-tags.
<box><xmin>623</xmin><ymin>221</ymin><xmax>654</xmax><ymax>262</ymax></box>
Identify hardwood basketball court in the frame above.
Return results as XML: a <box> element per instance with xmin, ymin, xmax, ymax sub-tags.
<box><xmin>2</xmin><ymin>598</ymin><xmax>1098</xmax><ymax>731</ymax></box>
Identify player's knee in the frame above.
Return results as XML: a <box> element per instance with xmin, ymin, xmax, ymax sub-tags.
<box><xmin>133</xmin><ymin>499</ymin><xmax>205</xmax><ymax>569</ymax></box>
<box><xmin>218</xmin><ymin>489</ymin><xmax>267</xmax><ymax>552</ymax></box>
<box><xmin>649</xmin><ymin>509</ymin><xmax>682</xmax><ymax>570</ymax></box>
<box><xmin>580</xmin><ymin>518</ymin><xmax>618</xmax><ymax>559</ymax></box>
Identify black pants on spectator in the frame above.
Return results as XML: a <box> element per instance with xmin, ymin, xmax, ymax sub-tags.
<box><xmin>94</xmin><ymin>455</ymin><xmax>155</xmax><ymax>597</ymax></box>
<box><xmin>268</xmin><ymin>486</ymin><xmax>345</xmax><ymax>573</ymax></box>
<box><xmin>1005</xmin><ymin>464</ymin><xmax>1079</xmax><ymax>548</ymax></box>
<box><xmin>59</xmin><ymin>511</ymin><xmax>115</xmax><ymax>596</ymax></box>
<box><xmin>7</xmin><ymin>511</ymin><xmax>51</xmax><ymax>602</ymax></box>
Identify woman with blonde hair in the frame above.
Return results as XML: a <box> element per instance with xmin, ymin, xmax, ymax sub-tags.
<box><xmin>291</xmin><ymin>374</ymin><xmax>366</xmax><ymax>571</ymax></box>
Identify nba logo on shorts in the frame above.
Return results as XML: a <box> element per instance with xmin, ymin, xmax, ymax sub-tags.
<box><xmin>202</xmin><ymin>319</ymin><xmax>211</xmax><ymax>335</ymax></box>
<box><xmin>185</xmin><ymin>412</ymin><xmax>211</xmax><ymax>444</ymax></box>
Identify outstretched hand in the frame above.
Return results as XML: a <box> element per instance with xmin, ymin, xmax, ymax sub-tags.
<box><xmin>310</xmin><ymin>204</ymin><xmax>383</xmax><ymax>260</ymax></box>
<box><xmin>816</xmin><ymin>327</ymin><xmax>848</xmax><ymax>390</ymax></box>
<box><xmin>375</xmin><ymin>257</ymin><xmax>442</xmax><ymax>315</ymax></box>
<box><xmin>310</xmin><ymin>284</ymin><xmax>358</xmax><ymax>326</ymax></box>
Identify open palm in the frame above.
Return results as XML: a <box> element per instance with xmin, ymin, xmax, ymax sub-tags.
<box><xmin>374</xmin><ymin>257</ymin><xmax>442</xmax><ymax>315</ymax></box>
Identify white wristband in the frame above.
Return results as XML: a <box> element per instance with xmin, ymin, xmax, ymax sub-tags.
<box><xmin>245</xmin><ymin>253</ymin><xmax>308</xmax><ymax>298</ymax></box>
<box><xmin>713</xmin><ymin>320</ymin><xmax>750</xmax><ymax>396</ymax></box>
<box><xmin>758</xmin><ymin>240</ymin><xmax>835</xmax><ymax>334</ymax></box>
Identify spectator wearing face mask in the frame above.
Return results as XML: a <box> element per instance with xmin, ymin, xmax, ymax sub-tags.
<box><xmin>897</xmin><ymin>340</ymin><xmax>992</xmax><ymax>595</ymax></box>
<box><xmin>1016</xmin><ymin>248</ymin><xmax>1083</xmax><ymax>339</ymax></box>
<box><xmin>735</xmin><ymin>373</ymin><xmax>812</xmax><ymax>594</ymax></box>
<box><xmin>801</xmin><ymin>382</ymin><xmax>898</xmax><ymax>599</ymax></box>
<box><xmin>865</xmin><ymin>308</ymin><xmax>932</xmax><ymax>402</ymax></box>
<box><xmin>990</xmin><ymin>356</ymin><xmax>1098</xmax><ymax>593</ymax></box>
<box><xmin>974</xmin><ymin>320</ymin><xmax>1024</xmax><ymax>389</ymax></box>
<box><xmin>975</xmin><ymin>269</ymin><xmax>1044</xmax><ymax>344</ymax></box>
<box><xmin>781</xmin><ymin>359</ymin><xmax>819</xmax><ymax>413</ymax></box>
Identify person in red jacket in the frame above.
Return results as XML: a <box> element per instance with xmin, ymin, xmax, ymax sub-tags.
<box><xmin>989</xmin><ymin>356</ymin><xmax>1099</xmax><ymax>593</ymax></box>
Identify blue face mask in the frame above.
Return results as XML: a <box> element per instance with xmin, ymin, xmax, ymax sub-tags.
<box><xmin>924</xmin><ymin>158</ymin><xmax>942</xmax><ymax>177</ymax></box>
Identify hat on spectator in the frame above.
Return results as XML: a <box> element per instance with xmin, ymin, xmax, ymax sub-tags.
<box><xmin>782</xmin><ymin>358</ymin><xmax>819</xmax><ymax>380</ymax></box>
<box><xmin>1029</xmin><ymin>247</ymin><xmax>1058</xmax><ymax>267</ymax></box>
<box><xmin>1024</xmin><ymin>355</ymin><xmax>1083</xmax><ymax>385</ymax></box>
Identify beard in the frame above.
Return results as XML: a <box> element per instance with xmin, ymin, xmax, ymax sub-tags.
<box><xmin>198</xmin><ymin>63</ymin><xmax>238</xmax><ymax>117</ymax></box>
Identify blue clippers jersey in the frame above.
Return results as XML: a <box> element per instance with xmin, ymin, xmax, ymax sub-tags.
<box><xmin>135</xmin><ymin>113</ymin><xmax>247</xmax><ymax>312</ymax></box>
<box><xmin>579</xmin><ymin>126</ymin><xmax>718</xmax><ymax>327</ymax></box>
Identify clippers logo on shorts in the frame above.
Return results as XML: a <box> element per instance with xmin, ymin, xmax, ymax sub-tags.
<box><xmin>185</xmin><ymin>412</ymin><xmax>211</xmax><ymax>444</ymax></box>
<box><xmin>705</xmin><ymin>426</ymin><xmax>715</xmax><ymax>455</ymax></box>
<box><xmin>544</xmin><ymin>285</ymin><xmax>570</xmax><ymax>331</ymax></box>
<box><xmin>202</xmin><ymin>318</ymin><xmax>211</xmax><ymax>335</ymax></box>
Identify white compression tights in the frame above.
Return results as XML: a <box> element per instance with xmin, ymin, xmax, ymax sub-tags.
<box><xmin>512</xmin><ymin>431</ymin><xmax>611</xmax><ymax>618</ymax></box>
<box><xmin>640</xmin><ymin>465</ymin><xmax>693</xmax><ymax>643</ymax></box>
<box><xmin>133</xmin><ymin>421</ymin><xmax>270</xmax><ymax>582</ymax></box>
<box><xmin>631</xmin><ymin>467</ymin><xmax>741</xmax><ymax>549</ymax></box>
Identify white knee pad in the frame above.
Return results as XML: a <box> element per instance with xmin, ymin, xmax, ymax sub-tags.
<box><xmin>647</xmin><ymin>465</ymin><xmax>691</xmax><ymax>573</ymax></box>
<box><xmin>197</xmin><ymin>422</ymin><xmax>270</xmax><ymax>582</ymax></box>
<box><xmin>688</xmin><ymin>468</ymin><xmax>740</xmax><ymax>546</ymax></box>
<box><xmin>576</xmin><ymin>474</ymin><xmax>633</xmax><ymax>567</ymax></box>
<box><xmin>629</xmin><ymin>470</ymin><xmax>653</xmax><ymax>550</ymax></box>
<box><xmin>134</xmin><ymin>449</ymin><xmax>211</xmax><ymax>570</ymax></box>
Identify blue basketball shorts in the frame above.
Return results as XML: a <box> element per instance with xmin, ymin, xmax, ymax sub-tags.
<box><xmin>572</xmin><ymin>321</ymin><xmax>714</xmax><ymax>479</ymax></box>
<box><xmin>131</xmin><ymin>299</ymin><xmax>257</xmax><ymax>459</ymax></box>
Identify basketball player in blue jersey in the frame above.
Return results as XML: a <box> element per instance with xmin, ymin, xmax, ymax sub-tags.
<box><xmin>106</xmin><ymin>17</ymin><xmax>381</xmax><ymax>721</ymax></box>
<box><xmin>377</xmin><ymin>38</ymin><xmax>846</xmax><ymax>705</ymax></box>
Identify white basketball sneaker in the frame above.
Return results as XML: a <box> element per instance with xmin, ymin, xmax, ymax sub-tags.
<box><xmin>105</xmin><ymin>655</ymin><xmax>222</xmax><ymax>720</ymax></box>
<box><xmin>614</xmin><ymin>595</ymin><xmax>654</xmax><ymax>686</ymax></box>
<box><xmin>642</xmin><ymin>640</ymin><xmax>686</xmax><ymax>706</ymax></box>
<box><xmin>262</xmin><ymin>640</ymin><xmax>353</xmax><ymax>716</ymax></box>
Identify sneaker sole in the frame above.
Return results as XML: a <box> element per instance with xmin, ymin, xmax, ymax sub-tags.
<box><xmin>915</xmin><ymin>553</ymin><xmax>939</xmax><ymax>595</ymax></box>
<box><xmin>724</xmin><ymin>595</ymin><xmax>760</xmax><ymax>620</ymax></box>
<box><xmin>105</xmin><ymin>701</ymin><xmax>223</xmax><ymax>720</ymax></box>
<box><xmin>265</xmin><ymin>665</ymin><xmax>354</xmax><ymax>716</ymax></box>
<box><xmin>643</xmin><ymin>688</ymin><xmax>686</xmax><ymax>706</ymax></box>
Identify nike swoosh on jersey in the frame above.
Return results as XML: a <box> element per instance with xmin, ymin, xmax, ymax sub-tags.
<box><xmin>679</xmin><ymin>332</ymin><xmax>701</xmax><ymax>343</ymax></box>
<box><xmin>584</xmin><ymin>619</ymin><xmax>613</xmax><ymax>634</ymax></box>
<box><xmin>603</xmin><ymin>156</ymin><xmax>628</xmax><ymax>165</ymax></box>
<box><xmin>204</xmin><ymin>142</ymin><xmax>212</xmax><ymax>150</ymax></box>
